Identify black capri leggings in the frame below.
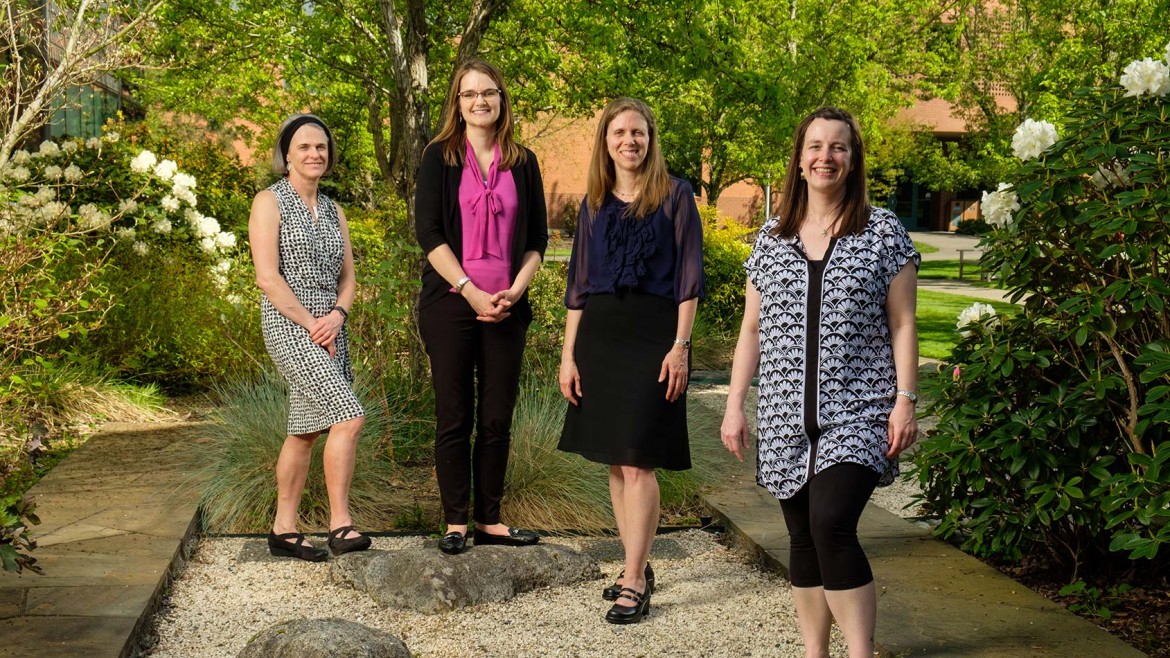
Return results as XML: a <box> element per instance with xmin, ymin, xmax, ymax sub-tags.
<box><xmin>779</xmin><ymin>462</ymin><xmax>881</xmax><ymax>590</ymax></box>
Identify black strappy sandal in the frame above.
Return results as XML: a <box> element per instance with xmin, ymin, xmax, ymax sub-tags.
<box><xmin>327</xmin><ymin>525</ymin><xmax>372</xmax><ymax>556</ymax></box>
<box><xmin>267</xmin><ymin>531</ymin><xmax>329</xmax><ymax>562</ymax></box>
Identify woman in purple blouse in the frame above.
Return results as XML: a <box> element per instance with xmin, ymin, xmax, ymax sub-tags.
<box><xmin>558</xmin><ymin>97</ymin><xmax>705</xmax><ymax>624</ymax></box>
<box><xmin>414</xmin><ymin>59</ymin><xmax>548</xmax><ymax>556</ymax></box>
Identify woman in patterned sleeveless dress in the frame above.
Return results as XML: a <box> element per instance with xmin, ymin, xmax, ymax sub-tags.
<box><xmin>249</xmin><ymin>114</ymin><xmax>370</xmax><ymax>562</ymax></box>
<box><xmin>721</xmin><ymin>107</ymin><xmax>919</xmax><ymax>658</ymax></box>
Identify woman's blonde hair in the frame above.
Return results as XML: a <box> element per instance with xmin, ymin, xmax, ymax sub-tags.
<box><xmin>771</xmin><ymin>107</ymin><xmax>871</xmax><ymax>238</ymax></box>
<box><xmin>430</xmin><ymin>59</ymin><xmax>526</xmax><ymax>169</ymax></box>
<box><xmin>585</xmin><ymin>98</ymin><xmax>670</xmax><ymax>219</ymax></box>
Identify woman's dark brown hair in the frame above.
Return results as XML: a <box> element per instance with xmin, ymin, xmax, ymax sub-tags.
<box><xmin>771</xmin><ymin>107</ymin><xmax>870</xmax><ymax>238</ymax></box>
<box><xmin>431</xmin><ymin>59</ymin><xmax>526</xmax><ymax>169</ymax></box>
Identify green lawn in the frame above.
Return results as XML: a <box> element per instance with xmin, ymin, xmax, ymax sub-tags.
<box><xmin>913</xmin><ymin>241</ymin><xmax>939</xmax><ymax>255</ymax></box>
<box><xmin>918</xmin><ymin>290</ymin><xmax>1018</xmax><ymax>361</ymax></box>
<box><xmin>919</xmin><ymin>258</ymin><xmax>986</xmax><ymax>281</ymax></box>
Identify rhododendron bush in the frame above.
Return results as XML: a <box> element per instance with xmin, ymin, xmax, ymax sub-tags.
<box><xmin>915</xmin><ymin>46</ymin><xmax>1170</xmax><ymax>574</ymax></box>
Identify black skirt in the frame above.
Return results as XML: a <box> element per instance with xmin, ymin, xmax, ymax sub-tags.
<box><xmin>558</xmin><ymin>293</ymin><xmax>692</xmax><ymax>470</ymax></box>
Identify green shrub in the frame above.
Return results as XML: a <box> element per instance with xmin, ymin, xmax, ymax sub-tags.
<box><xmin>698</xmin><ymin>205</ymin><xmax>752</xmax><ymax>334</ymax></box>
<box><xmin>0</xmin><ymin>496</ymin><xmax>40</xmax><ymax>574</ymax></box>
<box><xmin>189</xmin><ymin>369</ymin><xmax>408</xmax><ymax>533</ymax></box>
<box><xmin>955</xmin><ymin>217</ymin><xmax>992</xmax><ymax>235</ymax></box>
<box><xmin>912</xmin><ymin>62</ymin><xmax>1170</xmax><ymax>574</ymax></box>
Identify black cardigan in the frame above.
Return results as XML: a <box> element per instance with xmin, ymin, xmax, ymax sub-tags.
<box><xmin>414</xmin><ymin>142</ymin><xmax>549</xmax><ymax>323</ymax></box>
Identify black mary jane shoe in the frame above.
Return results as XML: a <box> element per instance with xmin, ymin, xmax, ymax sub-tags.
<box><xmin>327</xmin><ymin>525</ymin><xmax>372</xmax><ymax>556</ymax></box>
<box><xmin>267</xmin><ymin>531</ymin><xmax>329</xmax><ymax>562</ymax></box>
<box><xmin>605</xmin><ymin>586</ymin><xmax>651</xmax><ymax>625</ymax></box>
<box><xmin>603</xmin><ymin>562</ymin><xmax>655</xmax><ymax>601</ymax></box>
<box><xmin>472</xmin><ymin>527</ymin><xmax>541</xmax><ymax>547</ymax></box>
<box><xmin>438</xmin><ymin>531</ymin><xmax>467</xmax><ymax>555</ymax></box>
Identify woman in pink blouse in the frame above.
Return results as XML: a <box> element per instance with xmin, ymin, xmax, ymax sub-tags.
<box><xmin>414</xmin><ymin>59</ymin><xmax>548</xmax><ymax>556</ymax></box>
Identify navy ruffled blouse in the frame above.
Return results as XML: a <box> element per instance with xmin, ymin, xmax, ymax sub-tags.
<box><xmin>565</xmin><ymin>177</ymin><xmax>706</xmax><ymax>309</ymax></box>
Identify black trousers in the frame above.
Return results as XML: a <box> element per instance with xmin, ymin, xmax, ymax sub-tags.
<box><xmin>419</xmin><ymin>293</ymin><xmax>528</xmax><ymax>525</ymax></box>
<box><xmin>779</xmin><ymin>462</ymin><xmax>880</xmax><ymax>591</ymax></box>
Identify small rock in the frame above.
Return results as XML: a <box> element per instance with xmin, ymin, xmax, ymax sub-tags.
<box><xmin>331</xmin><ymin>543</ymin><xmax>600</xmax><ymax>614</ymax></box>
<box><xmin>237</xmin><ymin>618</ymin><xmax>411</xmax><ymax>658</ymax></box>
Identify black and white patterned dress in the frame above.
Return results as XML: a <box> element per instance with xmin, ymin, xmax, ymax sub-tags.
<box><xmin>260</xmin><ymin>178</ymin><xmax>364</xmax><ymax>435</ymax></box>
<box><xmin>745</xmin><ymin>207</ymin><xmax>919</xmax><ymax>500</ymax></box>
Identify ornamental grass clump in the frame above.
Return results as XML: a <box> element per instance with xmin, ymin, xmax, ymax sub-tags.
<box><xmin>189</xmin><ymin>370</ymin><xmax>404</xmax><ymax>534</ymax></box>
<box><xmin>914</xmin><ymin>45</ymin><xmax>1170</xmax><ymax>577</ymax></box>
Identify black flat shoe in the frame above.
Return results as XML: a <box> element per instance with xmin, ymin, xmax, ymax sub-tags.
<box><xmin>267</xmin><ymin>531</ymin><xmax>329</xmax><ymax>562</ymax></box>
<box><xmin>603</xmin><ymin>562</ymin><xmax>655</xmax><ymax>601</ymax></box>
<box><xmin>438</xmin><ymin>531</ymin><xmax>467</xmax><ymax>555</ymax></box>
<box><xmin>605</xmin><ymin>587</ymin><xmax>650</xmax><ymax>624</ymax></box>
<box><xmin>472</xmin><ymin>527</ymin><xmax>540</xmax><ymax>547</ymax></box>
<box><xmin>327</xmin><ymin>525</ymin><xmax>371</xmax><ymax>556</ymax></box>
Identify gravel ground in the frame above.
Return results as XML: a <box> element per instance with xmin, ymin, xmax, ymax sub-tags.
<box><xmin>147</xmin><ymin>531</ymin><xmax>849</xmax><ymax>657</ymax></box>
<box><xmin>148</xmin><ymin>385</ymin><xmax>925</xmax><ymax>657</ymax></box>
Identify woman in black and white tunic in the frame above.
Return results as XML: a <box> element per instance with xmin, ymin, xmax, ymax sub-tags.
<box><xmin>721</xmin><ymin>107</ymin><xmax>919</xmax><ymax>658</ymax></box>
<box><xmin>249</xmin><ymin>114</ymin><xmax>370</xmax><ymax>562</ymax></box>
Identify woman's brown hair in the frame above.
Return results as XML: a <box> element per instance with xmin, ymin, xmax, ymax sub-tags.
<box><xmin>585</xmin><ymin>97</ymin><xmax>670</xmax><ymax>219</ymax></box>
<box><xmin>431</xmin><ymin>59</ymin><xmax>527</xmax><ymax>169</ymax></box>
<box><xmin>771</xmin><ymin>107</ymin><xmax>871</xmax><ymax>238</ymax></box>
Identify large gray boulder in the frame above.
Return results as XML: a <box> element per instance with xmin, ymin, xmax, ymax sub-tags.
<box><xmin>331</xmin><ymin>543</ymin><xmax>600</xmax><ymax>614</ymax></box>
<box><xmin>238</xmin><ymin>618</ymin><xmax>411</xmax><ymax>658</ymax></box>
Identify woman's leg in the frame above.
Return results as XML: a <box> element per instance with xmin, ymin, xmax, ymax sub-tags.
<box><xmin>809</xmin><ymin>463</ymin><xmax>882</xmax><ymax>658</ymax></box>
<box><xmin>612</xmin><ymin>465</ymin><xmax>658</xmax><ymax>602</ymax></box>
<box><xmin>420</xmin><ymin>296</ymin><xmax>478</xmax><ymax>535</ymax></box>
<box><xmin>323</xmin><ymin>414</ymin><xmax>365</xmax><ymax>538</ymax></box>
<box><xmin>471</xmin><ymin>314</ymin><xmax>527</xmax><ymax>533</ymax></box>
<box><xmin>779</xmin><ymin>484</ymin><xmax>832</xmax><ymax>657</ymax></box>
<box><xmin>273</xmin><ymin>432</ymin><xmax>319</xmax><ymax>536</ymax></box>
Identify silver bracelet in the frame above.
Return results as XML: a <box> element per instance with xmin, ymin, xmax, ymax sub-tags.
<box><xmin>896</xmin><ymin>389</ymin><xmax>918</xmax><ymax>404</ymax></box>
<box><xmin>673</xmin><ymin>338</ymin><xmax>691</xmax><ymax>349</ymax></box>
<box><xmin>454</xmin><ymin>276</ymin><xmax>471</xmax><ymax>293</ymax></box>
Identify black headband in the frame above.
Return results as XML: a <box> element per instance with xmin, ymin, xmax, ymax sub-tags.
<box><xmin>279</xmin><ymin>116</ymin><xmax>333</xmax><ymax>169</ymax></box>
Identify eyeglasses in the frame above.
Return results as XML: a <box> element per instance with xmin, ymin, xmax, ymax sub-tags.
<box><xmin>458</xmin><ymin>89</ymin><xmax>502</xmax><ymax>102</ymax></box>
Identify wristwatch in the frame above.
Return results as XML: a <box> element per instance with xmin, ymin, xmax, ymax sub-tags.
<box><xmin>673</xmin><ymin>338</ymin><xmax>691</xmax><ymax>350</ymax></box>
<box><xmin>454</xmin><ymin>276</ymin><xmax>471</xmax><ymax>293</ymax></box>
<box><xmin>896</xmin><ymin>389</ymin><xmax>918</xmax><ymax>404</ymax></box>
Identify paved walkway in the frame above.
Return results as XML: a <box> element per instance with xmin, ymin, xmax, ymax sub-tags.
<box><xmin>0</xmin><ymin>422</ymin><xmax>202</xmax><ymax>657</ymax></box>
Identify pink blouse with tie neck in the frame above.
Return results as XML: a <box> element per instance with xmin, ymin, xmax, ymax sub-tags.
<box><xmin>456</xmin><ymin>141</ymin><xmax>518</xmax><ymax>295</ymax></box>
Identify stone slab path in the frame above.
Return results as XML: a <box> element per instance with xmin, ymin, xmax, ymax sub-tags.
<box><xmin>0</xmin><ymin>422</ymin><xmax>202</xmax><ymax>658</ymax></box>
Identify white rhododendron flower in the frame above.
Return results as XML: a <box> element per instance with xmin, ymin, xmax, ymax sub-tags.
<box><xmin>133</xmin><ymin>241</ymin><xmax>149</xmax><ymax>255</ymax></box>
<box><xmin>980</xmin><ymin>183</ymin><xmax>1020</xmax><ymax>227</ymax></box>
<box><xmin>61</xmin><ymin>141</ymin><xmax>79</xmax><ymax>154</ymax></box>
<box><xmin>152</xmin><ymin>218</ymin><xmax>173</xmax><ymax>234</ymax></box>
<box><xmin>119</xmin><ymin>199</ymin><xmax>139</xmax><ymax>214</ymax></box>
<box><xmin>12</xmin><ymin>150</ymin><xmax>30</xmax><ymax>164</ymax></box>
<box><xmin>175</xmin><ymin>187</ymin><xmax>197</xmax><ymax>207</ymax></box>
<box><xmin>36</xmin><ymin>141</ymin><xmax>60</xmax><ymax>158</ymax></box>
<box><xmin>1011</xmin><ymin>119</ymin><xmax>1059</xmax><ymax>161</ymax></box>
<box><xmin>116</xmin><ymin>226</ymin><xmax>137</xmax><ymax>240</ymax></box>
<box><xmin>957</xmin><ymin>302</ymin><xmax>999</xmax><ymax>337</ymax></box>
<box><xmin>43</xmin><ymin>165</ymin><xmax>62</xmax><ymax>179</ymax></box>
<box><xmin>63</xmin><ymin>164</ymin><xmax>83</xmax><ymax>182</ymax></box>
<box><xmin>1119</xmin><ymin>57</ymin><xmax>1170</xmax><ymax>97</ymax></box>
<box><xmin>215</xmin><ymin>259</ymin><xmax>231</xmax><ymax>273</ymax></box>
<box><xmin>130</xmin><ymin>150</ymin><xmax>158</xmax><ymax>173</ymax></box>
<box><xmin>38</xmin><ymin>201</ymin><xmax>69</xmax><ymax>222</ymax></box>
<box><xmin>215</xmin><ymin>231</ymin><xmax>237</xmax><ymax>250</ymax></box>
<box><xmin>85</xmin><ymin>137</ymin><xmax>101</xmax><ymax>149</ymax></box>
<box><xmin>199</xmin><ymin>236</ymin><xmax>217</xmax><ymax>253</ymax></box>
<box><xmin>192</xmin><ymin>214</ymin><xmax>220</xmax><ymax>239</ymax></box>
<box><xmin>104</xmin><ymin>131</ymin><xmax>119</xmax><ymax>143</ymax></box>
<box><xmin>6</xmin><ymin>166</ymin><xmax>30</xmax><ymax>182</ymax></box>
<box><xmin>172</xmin><ymin>172</ymin><xmax>196</xmax><ymax>190</ymax></box>
<box><xmin>161</xmin><ymin>195</ymin><xmax>180</xmax><ymax>212</ymax></box>
<box><xmin>78</xmin><ymin>204</ymin><xmax>109</xmax><ymax>230</ymax></box>
<box><xmin>1090</xmin><ymin>162</ymin><xmax>1131</xmax><ymax>190</ymax></box>
<box><xmin>154</xmin><ymin>159</ymin><xmax>178</xmax><ymax>180</ymax></box>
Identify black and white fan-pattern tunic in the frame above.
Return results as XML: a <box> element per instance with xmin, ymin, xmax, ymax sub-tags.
<box><xmin>746</xmin><ymin>207</ymin><xmax>919</xmax><ymax>500</ymax></box>
<box><xmin>260</xmin><ymin>178</ymin><xmax>364</xmax><ymax>435</ymax></box>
